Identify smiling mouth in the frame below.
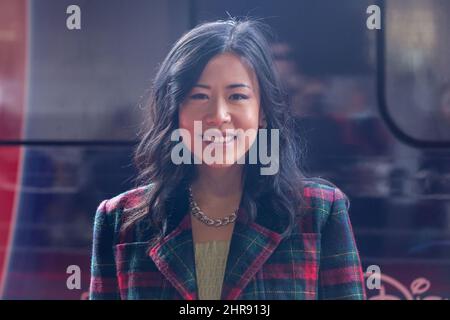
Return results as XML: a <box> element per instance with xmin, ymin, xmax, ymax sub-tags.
<box><xmin>201</xmin><ymin>134</ymin><xmax>237</xmax><ymax>144</ymax></box>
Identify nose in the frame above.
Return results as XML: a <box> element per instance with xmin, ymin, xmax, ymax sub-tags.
<box><xmin>205</xmin><ymin>97</ymin><xmax>231</xmax><ymax>126</ymax></box>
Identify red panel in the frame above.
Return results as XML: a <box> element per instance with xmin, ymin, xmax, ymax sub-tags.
<box><xmin>0</xmin><ymin>0</ymin><xmax>28</xmax><ymax>297</ymax></box>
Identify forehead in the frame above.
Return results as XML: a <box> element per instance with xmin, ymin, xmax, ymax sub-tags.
<box><xmin>197</xmin><ymin>52</ymin><xmax>259</xmax><ymax>88</ymax></box>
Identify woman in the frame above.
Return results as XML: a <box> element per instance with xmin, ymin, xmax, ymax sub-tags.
<box><xmin>89</xmin><ymin>18</ymin><xmax>366</xmax><ymax>300</ymax></box>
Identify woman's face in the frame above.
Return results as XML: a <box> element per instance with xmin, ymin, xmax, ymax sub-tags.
<box><xmin>178</xmin><ymin>52</ymin><xmax>263</xmax><ymax>169</ymax></box>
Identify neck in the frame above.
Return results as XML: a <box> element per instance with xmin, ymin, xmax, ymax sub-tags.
<box><xmin>189</xmin><ymin>164</ymin><xmax>244</xmax><ymax>218</ymax></box>
<box><xmin>193</xmin><ymin>164</ymin><xmax>244</xmax><ymax>196</ymax></box>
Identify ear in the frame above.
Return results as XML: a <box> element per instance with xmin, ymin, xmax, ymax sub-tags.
<box><xmin>259</xmin><ymin>111</ymin><xmax>267</xmax><ymax>128</ymax></box>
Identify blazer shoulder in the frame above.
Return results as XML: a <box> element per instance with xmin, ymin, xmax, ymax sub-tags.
<box><xmin>93</xmin><ymin>184</ymin><xmax>153</xmax><ymax>243</ymax></box>
<box><xmin>98</xmin><ymin>184</ymin><xmax>152</xmax><ymax>217</ymax></box>
<box><xmin>299</xmin><ymin>178</ymin><xmax>350</xmax><ymax>229</ymax></box>
<box><xmin>301</xmin><ymin>177</ymin><xmax>347</xmax><ymax>203</ymax></box>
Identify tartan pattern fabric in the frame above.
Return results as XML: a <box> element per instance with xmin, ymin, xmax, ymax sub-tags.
<box><xmin>89</xmin><ymin>181</ymin><xmax>366</xmax><ymax>300</ymax></box>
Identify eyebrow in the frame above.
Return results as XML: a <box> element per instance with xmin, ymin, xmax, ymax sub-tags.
<box><xmin>193</xmin><ymin>83</ymin><xmax>252</xmax><ymax>90</ymax></box>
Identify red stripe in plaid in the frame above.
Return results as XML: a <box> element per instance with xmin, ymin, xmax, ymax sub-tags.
<box><xmin>303</xmin><ymin>186</ymin><xmax>334</xmax><ymax>201</ymax></box>
<box><xmin>117</xmin><ymin>272</ymin><xmax>164</xmax><ymax>290</ymax></box>
<box><xmin>90</xmin><ymin>277</ymin><xmax>119</xmax><ymax>293</ymax></box>
<box><xmin>263</xmin><ymin>262</ymin><xmax>318</xmax><ymax>280</ymax></box>
<box><xmin>320</xmin><ymin>265</ymin><xmax>364</xmax><ymax>286</ymax></box>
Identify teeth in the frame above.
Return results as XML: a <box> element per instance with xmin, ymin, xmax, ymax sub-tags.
<box><xmin>202</xmin><ymin>135</ymin><xmax>235</xmax><ymax>143</ymax></box>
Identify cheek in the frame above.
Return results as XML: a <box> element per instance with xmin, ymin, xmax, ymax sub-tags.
<box><xmin>178</xmin><ymin>106</ymin><xmax>202</xmax><ymax>150</ymax></box>
<box><xmin>237</xmin><ymin>104</ymin><xmax>261</xmax><ymax>130</ymax></box>
<box><xmin>178</xmin><ymin>106</ymin><xmax>196</xmax><ymax>130</ymax></box>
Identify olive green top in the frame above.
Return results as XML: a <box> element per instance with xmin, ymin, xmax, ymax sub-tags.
<box><xmin>194</xmin><ymin>240</ymin><xmax>231</xmax><ymax>300</ymax></box>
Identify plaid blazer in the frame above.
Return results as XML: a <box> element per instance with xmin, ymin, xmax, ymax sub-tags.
<box><xmin>89</xmin><ymin>180</ymin><xmax>366</xmax><ymax>300</ymax></box>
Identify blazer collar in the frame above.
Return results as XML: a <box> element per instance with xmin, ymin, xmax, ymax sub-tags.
<box><xmin>147</xmin><ymin>190</ymin><xmax>283</xmax><ymax>300</ymax></box>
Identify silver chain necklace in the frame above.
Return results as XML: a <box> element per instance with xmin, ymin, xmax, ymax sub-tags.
<box><xmin>188</xmin><ymin>187</ymin><xmax>238</xmax><ymax>227</ymax></box>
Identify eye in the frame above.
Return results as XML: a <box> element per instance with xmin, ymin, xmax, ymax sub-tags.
<box><xmin>230</xmin><ymin>94</ymin><xmax>249</xmax><ymax>101</ymax></box>
<box><xmin>190</xmin><ymin>93</ymin><xmax>209</xmax><ymax>100</ymax></box>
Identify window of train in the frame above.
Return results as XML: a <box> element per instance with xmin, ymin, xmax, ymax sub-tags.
<box><xmin>385</xmin><ymin>0</ymin><xmax>450</xmax><ymax>141</ymax></box>
<box><xmin>0</xmin><ymin>0</ymin><xmax>190</xmax><ymax>142</ymax></box>
<box><xmin>0</xmin><ymin>0</ymin><xmax>192</xmax><ymax>299</ymax></box>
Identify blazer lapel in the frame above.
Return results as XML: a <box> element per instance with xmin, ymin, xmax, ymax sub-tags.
<box><xmin>148</xmin><ymin>212</ymin><xmax>198</xmax><ymax>300</ymax></box>
<box><xmin>147</xmin><ymin>187</ymin><xmax>198</xmax><ymax>300</ymax></box>
<box><xmin>221</xmin><ymin>208</ymin><xmax>283</xmax><ymax>300</ymax></box>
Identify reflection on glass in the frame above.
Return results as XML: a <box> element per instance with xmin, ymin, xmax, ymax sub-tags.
<box><xmin>385</xmin><ymin>0</ymin><xmax>450</xmax><ymax>141</ymax></box>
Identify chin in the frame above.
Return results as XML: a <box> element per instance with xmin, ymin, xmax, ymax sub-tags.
<box><xmin>205</xmin><ymin>163</ymin><xmax>237</xmax><ymax>169</ymax></box>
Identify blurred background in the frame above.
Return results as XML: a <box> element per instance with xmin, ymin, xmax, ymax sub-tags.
<box><xmin>0</xmin><ymin>0</ymin><xmax>449</xmax><ymax>299</ymax></box>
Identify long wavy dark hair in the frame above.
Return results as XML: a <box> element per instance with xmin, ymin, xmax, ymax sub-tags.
<box><xmin>123</xmin><ymin>17</ymin><xmax>318</xmax><ymax>242</ymax></box>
